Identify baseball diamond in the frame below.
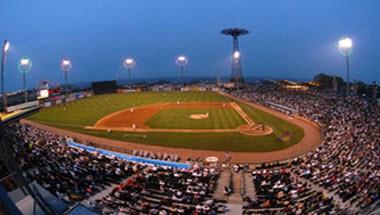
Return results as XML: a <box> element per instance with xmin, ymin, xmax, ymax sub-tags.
<box><xmin>27</xmin><ymin>91</ymin><xmax>308</xmax><ymax>155</ymax></box>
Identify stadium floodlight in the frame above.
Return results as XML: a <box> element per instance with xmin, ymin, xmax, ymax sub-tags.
<box><xmin>18</xmin><ymin>57</ymin><xmax>33</xmax><ymax>103</ymax></box>
<box><xmin>123</xmin><ymin>57</ymin><xmax>136</xmax><ymax>86</ymax></box>
<box><xmin>124</xmin><ymin>58</ymin><xmax>135</xmax><ymax>67</ymax></box>
<box><xmin>60</xmin><ymin>58</ymin><xmax>72</xmax><ymax>99</ymax></box>
<box><xmin>61</xmin><ymin>59</ymin><xmax>72</xmax><ymax>71</ymax></box>
<box><xmin>338</xmin><ymin>37</ymin><xmax>353</xmax><ymax>96</ymax></box>
<box><xmin>1</xmin><ymin>40</ymin><xmax>10</xmax><ymax>113</ymax></box>
<box><xmin>338</xmin><ymin>37</ymin><xmax>353</xmax><ymax>56</ymax></box>
<box><xmin>233</xmin><ymin>51</ymin><xmax>240</xmax><ymax>60</ymax></box>
<box><xmin>176</xmin><ymin>55</ymin><xmax>188</xmax><ymax>86</ymax></box>
<box><xmin>176</xmin><ymin>55</ymin><xmax>188</xmax><ymax>66</ymax></box>
<box><xmin>3</xmin><ymin>41</ymin><xmax>10</xmax><ymax>53</ymax></box>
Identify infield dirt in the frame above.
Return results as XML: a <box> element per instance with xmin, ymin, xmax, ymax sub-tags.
<box><xmin>94</xmin><ymin>102</ymin><xmax>232</xmax><ymax>128</ymax></box>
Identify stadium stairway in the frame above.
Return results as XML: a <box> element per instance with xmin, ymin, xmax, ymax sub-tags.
<box><xmin>228</xmin><ymin>171</ymin><xmax>243</xmax><ymax>203</ymax></box>
<box><xmin>243</xmin><ymin>172</ymin><xmax>256</xmax><ymax>199</ymax></box>
<box><xmin>213</xmin><ymin>168</ymin><xmax>245</xmax><ymax>214</ymax></box>
<box><xmin>225</xmin><ymin>204</ymin><xmax>243</xmax><ymax>215</ymax></box>
<box><xmin>213</xmin><ymin>169</ymin><xmax>231</xmax><ymax>201</ymax></box>
<box><xmin>82</xmin><ymin>182</ymin><xmax>118</xmax><ymax>207</ymax></box>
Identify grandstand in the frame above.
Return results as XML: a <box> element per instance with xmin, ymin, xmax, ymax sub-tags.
<box><xmin>1</xmin><ymin>2</ymin><xmax>379</xmax><ymax>214</ymax></box>
<box><xmin>1</xmin><ymin>82</ymin><xmax>379</xmax><ymax>214</ymax></box>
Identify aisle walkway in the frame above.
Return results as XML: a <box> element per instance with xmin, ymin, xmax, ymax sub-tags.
<box><xmin>213</xmin><ymin>169</ymin><xmax>231</xmax><ymax>201</ymax></box>
<box><xmin>82</xmin><ymin>183</ymin><xmax>117</xmax><ymax>207</ymax></box>
<box><xmin>228</xmin><ymin>171</ymin><xmax>243</xmax><ymax>204</ymax></box>
<box><xmin>225</xmin><ymin>204</ymin><xmax>242</xmax><ymax>215</ymax></box>
<box><xmin>243</xmin><ymin>172</ymin><xmax>256</xmax><ymax>199</ymax></box>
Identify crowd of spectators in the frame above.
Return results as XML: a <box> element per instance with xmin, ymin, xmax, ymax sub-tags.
<box><xmin>95</xmin><ymin>165</ymin><xmax>223</xmax><ymax>214</ymax></box>
<box><xmin>243</xmin><ymin>167</ymin><xmax>340</xmax><ymax>214</ymax></box>
<box><xmin>3</xmin><ymin>83</ymin><xmax>379</xmax><ymax>214</ymax></box>
<box><xmin>232</xmin><ymin>84</ymin><xmax>380</xmax><ymax>214</ymax></box>
<box><xmin>7</xmin><ymin>124</ymin><xmax>141</xmax><ymax>202</ymax></box>
<box><xmin>5</xmin><ymin>123</ymin><xmax>222</xmax><ymax>214</ymax></box>
<box><xmin>132</xmin><ymin>149</ymin><xmax>180</xmax><ymax>162</ymax></box>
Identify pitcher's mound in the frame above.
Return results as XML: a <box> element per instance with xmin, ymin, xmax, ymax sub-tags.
<box><xmin>238</xmin><ymin>124</ymin><xmax>273</xmax><ymax>136</ymax></box>
<box><xmin>190</xmin><ymin>113</ymin><xmax>209</xmax><ymax>120</ymax></box>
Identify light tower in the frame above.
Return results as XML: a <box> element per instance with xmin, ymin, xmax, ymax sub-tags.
<box><xmin>60</xmin><ymin>58</ymin><xmax>72</xmax><ymax>99</ymax></box>
<box><xmin>1</xmin><ymin>40</ymin><xmax>10</xmax><ymax>113</ymax></box>
<box><xmin>221</xmin><ymin>28</ymin><xmax>249</xmax><ymax>86</ymax></box>
<box><xmin>18</xmin><ymin>57</ymin><xmax>32</xmax><ymax>103</ymax></box>
<box><xmin>338</xmin><ymin>37</ymin><xmax>353</xmax><ymax>96</ymax></box>
<box><xmin>123</xmin><ymin>57</ymin><xmax>136</xmax><ymax>86</ymax></box>
<box><xmin>176</xmin><ymin>55</ymin><xmax>188</xmax><ymax>86</ymax></box>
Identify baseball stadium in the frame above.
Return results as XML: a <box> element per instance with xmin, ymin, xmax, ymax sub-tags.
<box><xmin>1</xmin><ymin>1</ymin><xmax>380</xmax><ymax>215</ymax></box>
<box><xmin>26</xmin><ymin>90</ymin><xmax>309</xmax><ymax>158</ymax></box>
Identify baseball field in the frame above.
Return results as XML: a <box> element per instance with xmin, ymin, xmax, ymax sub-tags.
<box><xmin>27</xmin><ymin>91</ymin><xmax>304</xmax><ymax>152</ymax></box>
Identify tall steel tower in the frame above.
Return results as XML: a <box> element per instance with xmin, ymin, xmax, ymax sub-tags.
<box><xmin>221</xmin><ymin>28</ymin><xmax>249</xmax><ymax>85</ymax></box>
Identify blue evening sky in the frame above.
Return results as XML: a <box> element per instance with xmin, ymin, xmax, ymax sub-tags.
<box><xmin>0</xmin><ymin>0</ymin><xmax>379</xmax><ymax>91</ymax></box>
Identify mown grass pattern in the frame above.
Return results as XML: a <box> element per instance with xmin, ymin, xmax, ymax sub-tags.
<box><xmin>28</xmin><ymin>91</ymin><xmax>304</xmax><ymax>152</ymax></box>
<box><xmin>145</xmin><ymin>108</ymin><xmax>245</xmax><ymax>129</ymax></box>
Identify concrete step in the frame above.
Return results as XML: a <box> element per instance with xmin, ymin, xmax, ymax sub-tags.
<box><xmin>228</xmin><ymin>171</ymin><xmax>243</xmax><ymax>203</ymax></box>
<box><xmin>243</xmin><ymin>172</ymin><xmax>256</xmax><ymax>199</ymax></box>
<box><xmin>213</xmin><ymin>170</ymin><xmax>231</xmax><ymax>201</ymax></box>
<box><xmin>224</xmin><ymin>203</ymin><xmax>243</xmax><ymax>215</ymax></box>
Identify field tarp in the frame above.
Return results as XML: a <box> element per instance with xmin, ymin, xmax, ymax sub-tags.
<box><xmin>67</xmin><ymin>140</ymin><xmax>191</xmax><ymax>169</ymax></box>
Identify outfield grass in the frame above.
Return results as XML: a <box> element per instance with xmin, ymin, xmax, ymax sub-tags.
<box><xmin>28</xmin><ymin>91</ymin><xmax>304</xmax><ymax>152</ymax></box>
<box><xmin>29</xmin><ymin>91</ymin><xmax>225</xmax><ymax>126</ymax></box>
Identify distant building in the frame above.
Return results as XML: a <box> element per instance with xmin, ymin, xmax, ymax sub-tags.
<box><xmin>223</xmin><ymin>82</ymin><xmax>235</xmax><ymax>89</ymax></box>
<box><xmin>278</xmin><ymin>80</ymin><xmax>309</xmax><ymax>91</ymax></box>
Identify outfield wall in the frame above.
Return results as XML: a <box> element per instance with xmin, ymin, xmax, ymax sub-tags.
<box><xmin>42</xmin><ymin>91</ymin><xmax>92</xmax><ymax>107</ymax></box>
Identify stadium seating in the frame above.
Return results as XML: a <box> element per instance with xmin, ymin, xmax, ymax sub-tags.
<box><xmin>243</xmin><ymin>167</ymin><xmax>341</xmax><ymax>214</ymax></box>
<box><xmin>6</xmin><ymin>124</ymin><xmax>223</xmax><ymax>214</ymax></box>
<box><xmin>4</xmin><ymin>83</ymin><xmax>380</xmax><ymax>214</ymax></box>
<box><xmin>232</xmin><ymin>84</ymin><xmax>380</xmax><ymax>214</ymax></box>
<box><xmin>95</xmin><ymin>165</ymin><xmax>223</xmax><ymax>214</ymax></box>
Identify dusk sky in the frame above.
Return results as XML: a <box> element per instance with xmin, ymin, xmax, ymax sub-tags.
<box><xmin>1</xmin><ymin>1</ymin><xmax>379</xmax><ymax>91</ymax></box>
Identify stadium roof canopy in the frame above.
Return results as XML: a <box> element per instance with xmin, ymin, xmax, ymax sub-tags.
<box><xmin>0</xmin><ymin>107</ymin><xmax>40</xmax><ymax>125</ymax></box>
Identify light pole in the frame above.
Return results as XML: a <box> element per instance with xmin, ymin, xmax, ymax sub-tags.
<box><xmin>123</xmin><ymin>58</ymin><xmax>136</xmax><ymax>87</ymax></box>
<box><xmin>1</xmin><ymin>40</ymin><xmax>10</xmax><ymax>113</ymax></box>
<box><xmin>60</xmin><ymin>58</ymin><xmax>72</xmax><ymax>99</ymax></box>
<box><xmin>176</xmin><ymin>55</ymin><xmax>188</xmax><ymax>86</ymax></box>
<box><xmin>18</xmin><ymin>57</ymin><xmax>32</xmax><ymax>103</ymax></box>
<box><xmin>232</xmin><ymin>50</ymin><xmax>242</xmax><ymax>89</ymax></box>
<box><xmin>338</xmin><ymin>37</ymin><xmax>353</xmax><ymax>96</ymax></box>
<box><xmin>221</xmin><ymin>28</ymin><xmax>249</xmax><ymax>85</ymax></box>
